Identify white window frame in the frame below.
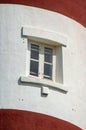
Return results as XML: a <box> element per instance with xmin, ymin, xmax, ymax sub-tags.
<box><xmin>28</xmin><ymin>40</ymin><xmax>56</xmax><ymax>82</ymax></box>
<box><xmin>20</xmin><ymin>26</ymin><xmax>68</xmax><ymax>93</ymax></box>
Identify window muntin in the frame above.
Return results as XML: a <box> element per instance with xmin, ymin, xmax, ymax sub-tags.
<box><xmin>29</xmin><ymin>41</ymin><xmax>55</xmax><ymax>81</ymax></box>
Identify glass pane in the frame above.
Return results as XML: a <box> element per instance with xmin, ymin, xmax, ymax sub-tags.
<box><xmin>44</xmin><ymin>63</ymin><xmax>52</xmax><ymax>79</ymax></box>
<box><xmin>31</xmin><ymin>44</ymin><xmax>39</xmax><ymax>60</ymax></box>
<box><xmin>30</xmin><ymin>60</ymin><xmax>39</xmax><ymax>76</ymax></box>
<box><xmin>44</xmin><ymin>47</ymin><xmax>53</xmax><ymax>63</ymax></box>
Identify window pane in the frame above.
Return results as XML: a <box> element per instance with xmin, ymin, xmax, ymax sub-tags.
<box><xmin>44</xmin><ymin>47</ymin><xmax>53</xmax><ymax>63</ymax></box>
<box><xmin>31</xmin><ymin>44</ymin><xmax>39</xmax><ymax>60</ymax></box>
<box><xmin>30</xmin><ymin>60</ymin><xmax>39</xmax><ymax>76</ymax></box>
<box><xmin>44</xmin><ymin>63</ymin><xmax>52</xmax><ymax>79</ymax></box>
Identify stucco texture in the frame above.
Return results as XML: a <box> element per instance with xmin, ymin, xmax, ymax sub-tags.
<box><xmin>0</xmin><ymin>0</ymin><xmax>86</xmax><ymax>27</ymax></box>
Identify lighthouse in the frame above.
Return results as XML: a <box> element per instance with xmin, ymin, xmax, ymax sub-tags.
<box><xmin>0</xmin><ymin>0</ymin><xmax>86</xmax><ymax>130</ymax></box>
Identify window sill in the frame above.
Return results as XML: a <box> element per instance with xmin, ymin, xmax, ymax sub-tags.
<box><xmin>20</xmin><ymin>76</ymin><xmax>68</xmax><ymax>93</ymax></box>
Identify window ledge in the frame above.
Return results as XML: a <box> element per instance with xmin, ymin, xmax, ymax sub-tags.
<box><xmin>20</xmin><ymin>76</ymin><xmax>68</xmax><ymax>93</ymax></box>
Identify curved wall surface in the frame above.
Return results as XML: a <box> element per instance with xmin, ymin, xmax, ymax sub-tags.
<box><xmin>0</xmin><ymin>0</ymin><xmax>86</xmax><ymax>27</ymax></box>
<box><xmin>0</xmin><ymin>109</ymin><xmax>81</xmax><ymax>130</ymax></box>
<box><xmin>0</xmin><ymin>3</ymin><xmax>86</xmax><ymax>130</ymax></box>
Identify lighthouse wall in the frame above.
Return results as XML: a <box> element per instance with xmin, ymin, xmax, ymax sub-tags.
<box><xmin>0</xmin><ymin>4</ymin><xmax>86</xmax><ymax>130</ymax></box>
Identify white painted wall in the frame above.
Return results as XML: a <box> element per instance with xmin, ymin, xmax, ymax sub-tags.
<box><xmin>0</xmin><ymin>4</ymin><xmax>86</xmax><ymax>129</ymax></box>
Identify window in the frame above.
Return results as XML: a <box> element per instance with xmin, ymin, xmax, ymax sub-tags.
<box><xmin>44</xmin><ymin>47</ymin><xmax>53</xmax><ymax>79</ymax></box>
<box><xmin>21</xmin><ymin>26</ymin><xmax>68</xmax><ymax>93</ymax></box>
<box><xmin>30</xmin><ymin>44</ymin><xmax>39</xmax><ymax>76</ymax></box>
<box><xmin>20</xmin><ymin>39</ymin><xmax>68</xmax><ymax>93</ymax></box>
<box><xmin>29</xmin><ymin>40</ymin><xmax>56</xmax><ymax>81</ymax></box>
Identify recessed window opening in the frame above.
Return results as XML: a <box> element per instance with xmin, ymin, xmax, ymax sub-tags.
<box><xmin>21</xmin><ymin>27</ymin><xmax>68</xmax><ymax>93</ymax></box>
<box><xmin>29</xmin><ymin>40</ymin><xmax>56</xmax><ymax>81</ymax></box>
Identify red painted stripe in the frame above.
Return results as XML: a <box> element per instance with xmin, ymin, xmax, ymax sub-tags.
<box><xmin>0</xmin><ymin>0</ymin><xmax>86</xmax><ymax>27</ymax></box>
<box><xmin>0</xmin><ymin>109</ymin><xmax>82</xmax><ymax>130</ymax></box>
